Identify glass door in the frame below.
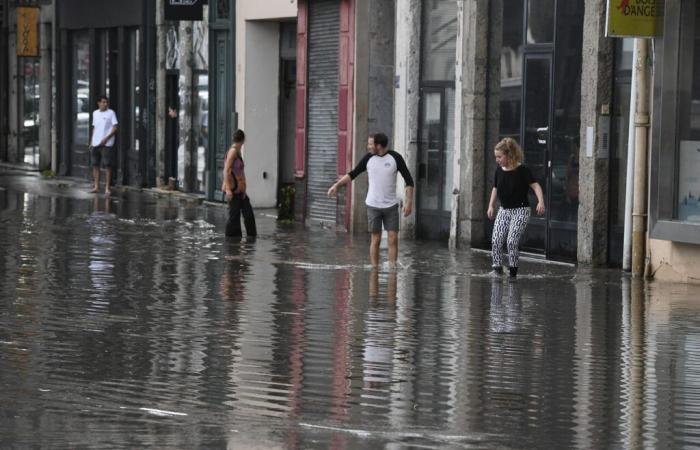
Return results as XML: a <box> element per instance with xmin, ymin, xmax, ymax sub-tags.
<box><xmin>520</xmin><ymin>54</ymin><xmax>552</xmax><ymax>254</ymax></box>
<box><xmin>71</xmin><ymin>31</ymin><xmax>91</xmax><ymax>178</ymax></box>
<box><xmin>416</xmin><ymin>87</ymin><xmax>453</xmax><ymax>240</ymax></box>
<box><xmin>19</xmin><ymin>59</ymin><xmax>40</xmax><ymax>167</ymax></box>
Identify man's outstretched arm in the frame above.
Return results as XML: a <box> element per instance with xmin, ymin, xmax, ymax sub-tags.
<box><xmin>327</xmin><ymin>152</ymin><xmax>372</xmax><ymax>197</ymax></box>
<box><xmin>327</xmin><ymin>174</ymin><xmax>352</xmax><ymax>197</ymax></box>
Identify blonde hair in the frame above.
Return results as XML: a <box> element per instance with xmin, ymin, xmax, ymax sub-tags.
<box><xmin>494</xmin><ymin>137</ymin><xmax>524</xmax><ymax>165</ymax></box>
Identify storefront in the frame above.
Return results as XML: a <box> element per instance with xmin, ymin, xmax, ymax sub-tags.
<box><xmin>2</xmin><ymin>0</ymin><xmax>51</xmax><ymax>170</ymax></box>
<box><xmin>56</xmin><ymin>0</ymin><xmax>156</xmax><ymax>186</ymax></box>
<box><xmin>295</xmin><ymin>0</ymin><xmax>354</xmax><ymax>227</ymax></box>
<box><xmin>649</xmin><ymin>0</ymin><xmax>700</xmax><ymax>281</ymax></box>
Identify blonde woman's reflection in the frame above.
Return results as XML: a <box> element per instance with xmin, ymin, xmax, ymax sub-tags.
<box><xmin>489</xmin><ymin>279</ymin><xmax>522</xmax><ymax>334</ymax></box>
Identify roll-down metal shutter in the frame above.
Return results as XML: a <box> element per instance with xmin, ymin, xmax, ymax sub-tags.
<box><xmin>306</xmin><ymin>0</ymin><xmax>339</xmax><ymax>224</ymax></box>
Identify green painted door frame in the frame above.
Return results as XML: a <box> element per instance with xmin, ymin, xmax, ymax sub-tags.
<box><xmin>207</xmin><ymin>0</ymin><xmax>236</xmax><ymax>201</ymax></box>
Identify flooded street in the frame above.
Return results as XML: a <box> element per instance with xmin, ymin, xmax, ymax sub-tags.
<box><xmin>2</xmin><ymin>171</ymin><xmax>700</xmax><ymax>449</ymax></box>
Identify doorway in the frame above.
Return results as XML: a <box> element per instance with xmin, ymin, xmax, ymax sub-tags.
<box><xmin>278</xmin><ymin>21</ymin><xmax>297</xmax><ymax>208</ymax></box>
<box><xmin>491</xmin><ymin>0</ymin><xmax>583</xmax><ymax>261</ymax></box>
<box><xmin>165</xmin><ymin>72</ymin><xmax>179</xmax><ymax>184</ymax></box>
<box><xmin>416</xmin><ymin>87</ymin><xmax>454</xmax><ymax>240</ymax></box>
<box><xmin>416</xmin><ymin>0</ymin><xmax>457</xmax><ymax>241</ymax></box>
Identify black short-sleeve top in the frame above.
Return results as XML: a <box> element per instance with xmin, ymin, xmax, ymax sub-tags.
<box><xmin>493</xmin><ymin>165</ymin><xmax>536</xmax><ymax>209</ymax></box>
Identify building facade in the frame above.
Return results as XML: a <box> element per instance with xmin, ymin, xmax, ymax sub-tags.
<box><xmin>391</xmin><ymin>0</ymin><xmax>635</xmax><ymax>267</ymax></box>
<box><xmin>329</xmin><ymin>0</ymin><xmax>661</xmax><ymax>270</ymax></box>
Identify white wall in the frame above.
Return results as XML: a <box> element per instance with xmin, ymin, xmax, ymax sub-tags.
<box><xmin>650</xmin><ymin>239</ymin><xmax>700</xmax><ymax>284</ymax></box>
<box><xmin>242</xmin><ymin>22</ymin><xmax>280</xmax><ymax>207</ymax></box>
<box><xmin>240</xmin><ymin>0</ymin><xmax>297</xmax><ymax>20</ymax></box>
<box><xmin>235</xmin><ymin>0</ymin><xmax>297</xmax><ymax>208</ymax></box>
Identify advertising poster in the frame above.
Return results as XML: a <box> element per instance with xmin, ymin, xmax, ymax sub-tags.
<box><xmin>16</xmin><ymin>7</ymin><xmax>39</xmax><ymax>57</ymax></box>
<box><xmin>679</xmin><ymin>140</ymin><xmax>700</xmax><ymax>223</ymax></box>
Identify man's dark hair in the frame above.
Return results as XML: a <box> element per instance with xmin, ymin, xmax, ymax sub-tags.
<box><xmin>97</xmin><ymin>95</ymin><xmax>109</xmax><ymax>103</ymax></box>
<box><xmin>233</xmin><ymin>129</ymin><xmax>245</xmax><ymax>143</ymax></box>
<box><xmin>373</xmin><ymin>132</ymin><xmax>389</xmax><ymax>148</ymax></box>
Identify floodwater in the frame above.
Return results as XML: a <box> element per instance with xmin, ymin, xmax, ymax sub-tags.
<box><xmin>1</xmin><ymin>172</ymin><xmax>700</xmax><ymax>449</ymax></box>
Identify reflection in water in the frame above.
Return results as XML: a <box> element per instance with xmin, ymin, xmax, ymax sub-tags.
<box><xmin>488</xmin><ymin>279</ymin><xmax>522</xmax><ymax>334</ymax></box>
<box><xmin>2</xmin><ymin>175</ymin><xmax>700</xmax><ymax>448</ymax></box>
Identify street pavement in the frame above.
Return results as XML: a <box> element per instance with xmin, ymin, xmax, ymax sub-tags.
<box><xmin>1</xmin><ymin>170</ymin><xmax>700</xmax><ymax>449</ymax></box>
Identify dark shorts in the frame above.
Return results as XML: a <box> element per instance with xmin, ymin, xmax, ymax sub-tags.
<box><xmin>367</xmin><ymin>204</ymin><xmax>400</xmax><ymax>233</ymax></box>
<box><xmin>91</xmin><ymin>145</ymin><xmax>114</xmax><ymax>168</ymax></box>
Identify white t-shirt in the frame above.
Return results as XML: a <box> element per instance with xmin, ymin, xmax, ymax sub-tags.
<box><xmin>348</xmin><ymin>150</ymin><xmax>415</xmax><ymax>209</ymax></box>
<box><xmin>91</xmin><ymin>109</ymin><xmax>119</xmax><ymax>147</ymax></box>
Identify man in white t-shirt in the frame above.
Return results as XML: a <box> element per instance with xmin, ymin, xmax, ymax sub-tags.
<box><xmin>327</xmin><ymin>133</ymin><xmax>414</xmax><ymax>267</ymax></box>
<box><xmin>88</xmin><ymin>96</ymin><xmax>119</xmax><ymax>194</ymax></box>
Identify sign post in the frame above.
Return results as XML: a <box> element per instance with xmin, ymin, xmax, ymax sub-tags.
<box><xmin>16</xmin><ymin>7</ymin><xmax>39</xmax><ymax>57</ymax></box>
<box><xmin>606</xmin><ymin>0</ymin><xmax>664</xmax><ymax>37</ymax></box>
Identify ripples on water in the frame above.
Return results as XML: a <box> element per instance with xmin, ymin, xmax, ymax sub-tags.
<box><xmin>1</xmin><ymin>176</ymin><xmax>700</xmax><ymax>449</ymax></box>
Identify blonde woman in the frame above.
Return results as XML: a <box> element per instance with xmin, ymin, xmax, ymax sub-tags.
<box><xmin>487</xmin><ymin>138</ymin><xmax>545</xmax><ymax>278</ymax></box>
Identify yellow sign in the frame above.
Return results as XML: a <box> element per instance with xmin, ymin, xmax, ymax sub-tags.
<box><xmin>16</xmin><ymin>7</ymin><xmax>39</xmax><ymax>57</ymax></box>
<box><xmin>606</xmin><ymin>0</ymin><xmax>664</xmax><ymax>37</ymax></box>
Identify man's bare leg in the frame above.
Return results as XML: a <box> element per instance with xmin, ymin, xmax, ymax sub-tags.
<box><xmin>105</xmin><ymin>168</ymin><xmax>112</xmax><ymax>195</ymax></box>
<box><xmin>370</xmin><ymin>232</ymin><xmax>381</xmax><ymax>267</ymax></box>
<box><xmin>387</xmin><ymin>231</ymin><xmax>399</xmax><ymax>266</ymax></box>
<box><xmin>91</xmin><ymin>167</ymin><xmax>100</xmax><ymax>193</ymax></box>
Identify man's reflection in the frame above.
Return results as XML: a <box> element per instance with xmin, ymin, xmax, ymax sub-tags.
<box><xmin>363</xmin><ymin>269</ymin><xmax>398</xmax><ymax>389</ymax></box>
<box><xmin>369</xmin><ymin>268</ymin><xmax>397</xmax><ymax>303</ymax></box>
<box><xmin>92</xmin><ymin>193</ymin><xmax>111</xmax><ymax>215</ymax></box>
<box><xmin>489</xmin><ymin>279</ymin><xmax>522</xmax><ymax>334</ymax></box>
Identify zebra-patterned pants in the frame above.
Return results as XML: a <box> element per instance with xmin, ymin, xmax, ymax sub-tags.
<box><xmin>491</xmin><ymin>206</ymin><xmax>531</xmax><ymax>268</ymax></box>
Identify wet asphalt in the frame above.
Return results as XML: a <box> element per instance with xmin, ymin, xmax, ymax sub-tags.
<box><xmin>1</xmin><ymin>170</ymin><xmax>700</xmax><ymax>449</ymax></box>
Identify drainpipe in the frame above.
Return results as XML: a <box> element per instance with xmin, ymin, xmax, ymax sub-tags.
<box><xmin>631</xmin><ymin>38</ymin><xmax>649</xmax><ymax>278</ymax></box>
<box><xmin>622</xmin><ymin>39</ymin><xmax>638</xmax><ymax>272</ymax></box>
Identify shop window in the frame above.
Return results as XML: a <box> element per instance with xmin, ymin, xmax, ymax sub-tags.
<box><xmin>20</xmin><ymin>59</ymin><xmax>40</xmax><ymax>166</ymax></box>
<box><xmin>676</xmin><ymin>2</ymin><xmax>700</xmax><ymax>223</ymax></box>
<box><xmin>217</xmin><ymin>0</ymin><xmax>229</xmax><ymax>20</ymax></box>
<box><xmin>650</xmin><ymin>0</ymin><xmax>700</xmax><ymax>244</ymax></box>
<box><xmin>195</xmin><ymin>72</ymin><xmax>208</xmax><ymax>193</ymax></box>
<box><xmin>526</xmin><ymin>0</ymin><xmax>555</xmax><ymax>44</ymax></box>
<box><xmin>421</xmin><ymin>0</ymin><xmax>458</xmax><ymax>82</ymax></box>
<box><xmin>73</xmin><ymin>32</ymin><xmax>90</xmax><ymax>148</ymax></box>
<box><xmin>500</xmin><ymin>0</ymin><xmax>524</xmax><ymax>140</ymax></box>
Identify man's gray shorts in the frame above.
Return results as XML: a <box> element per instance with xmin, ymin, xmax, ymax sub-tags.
<box><xmin>367</xmin><ymin>204</ymin><xmax>400</xmax><ymax>233</ymax></box>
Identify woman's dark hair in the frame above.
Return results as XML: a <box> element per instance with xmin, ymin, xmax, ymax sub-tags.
<box><xmin>97</xmin><ymin>95</ymin><xmax>109</xmax><ymax>103</ymax></box>
<box><xmin>233</xmin><ymin>129</ymin><xmax>245</xmax><ymax>143</ymax></box>
<box><xmin>373</xmin><ymin>132</ymin><xmax>389</xmax><ymax>148</ymax></box>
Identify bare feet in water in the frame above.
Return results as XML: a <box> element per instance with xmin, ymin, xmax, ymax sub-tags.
<box><xmin>89</xmin><ymin>187</ymin><xmax>99</xmax><ymax>194</ymax></box>
<box><xmin>105</xmin><ymin>189</ymin><xmax>111</xmax><ymax>195</ymax></box>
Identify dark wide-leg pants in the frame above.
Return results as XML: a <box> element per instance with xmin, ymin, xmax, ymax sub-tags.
<box><xmin>226</xmin><ymin>194</ymin><xmax>257</xmax><ymax>237</ymax></box>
